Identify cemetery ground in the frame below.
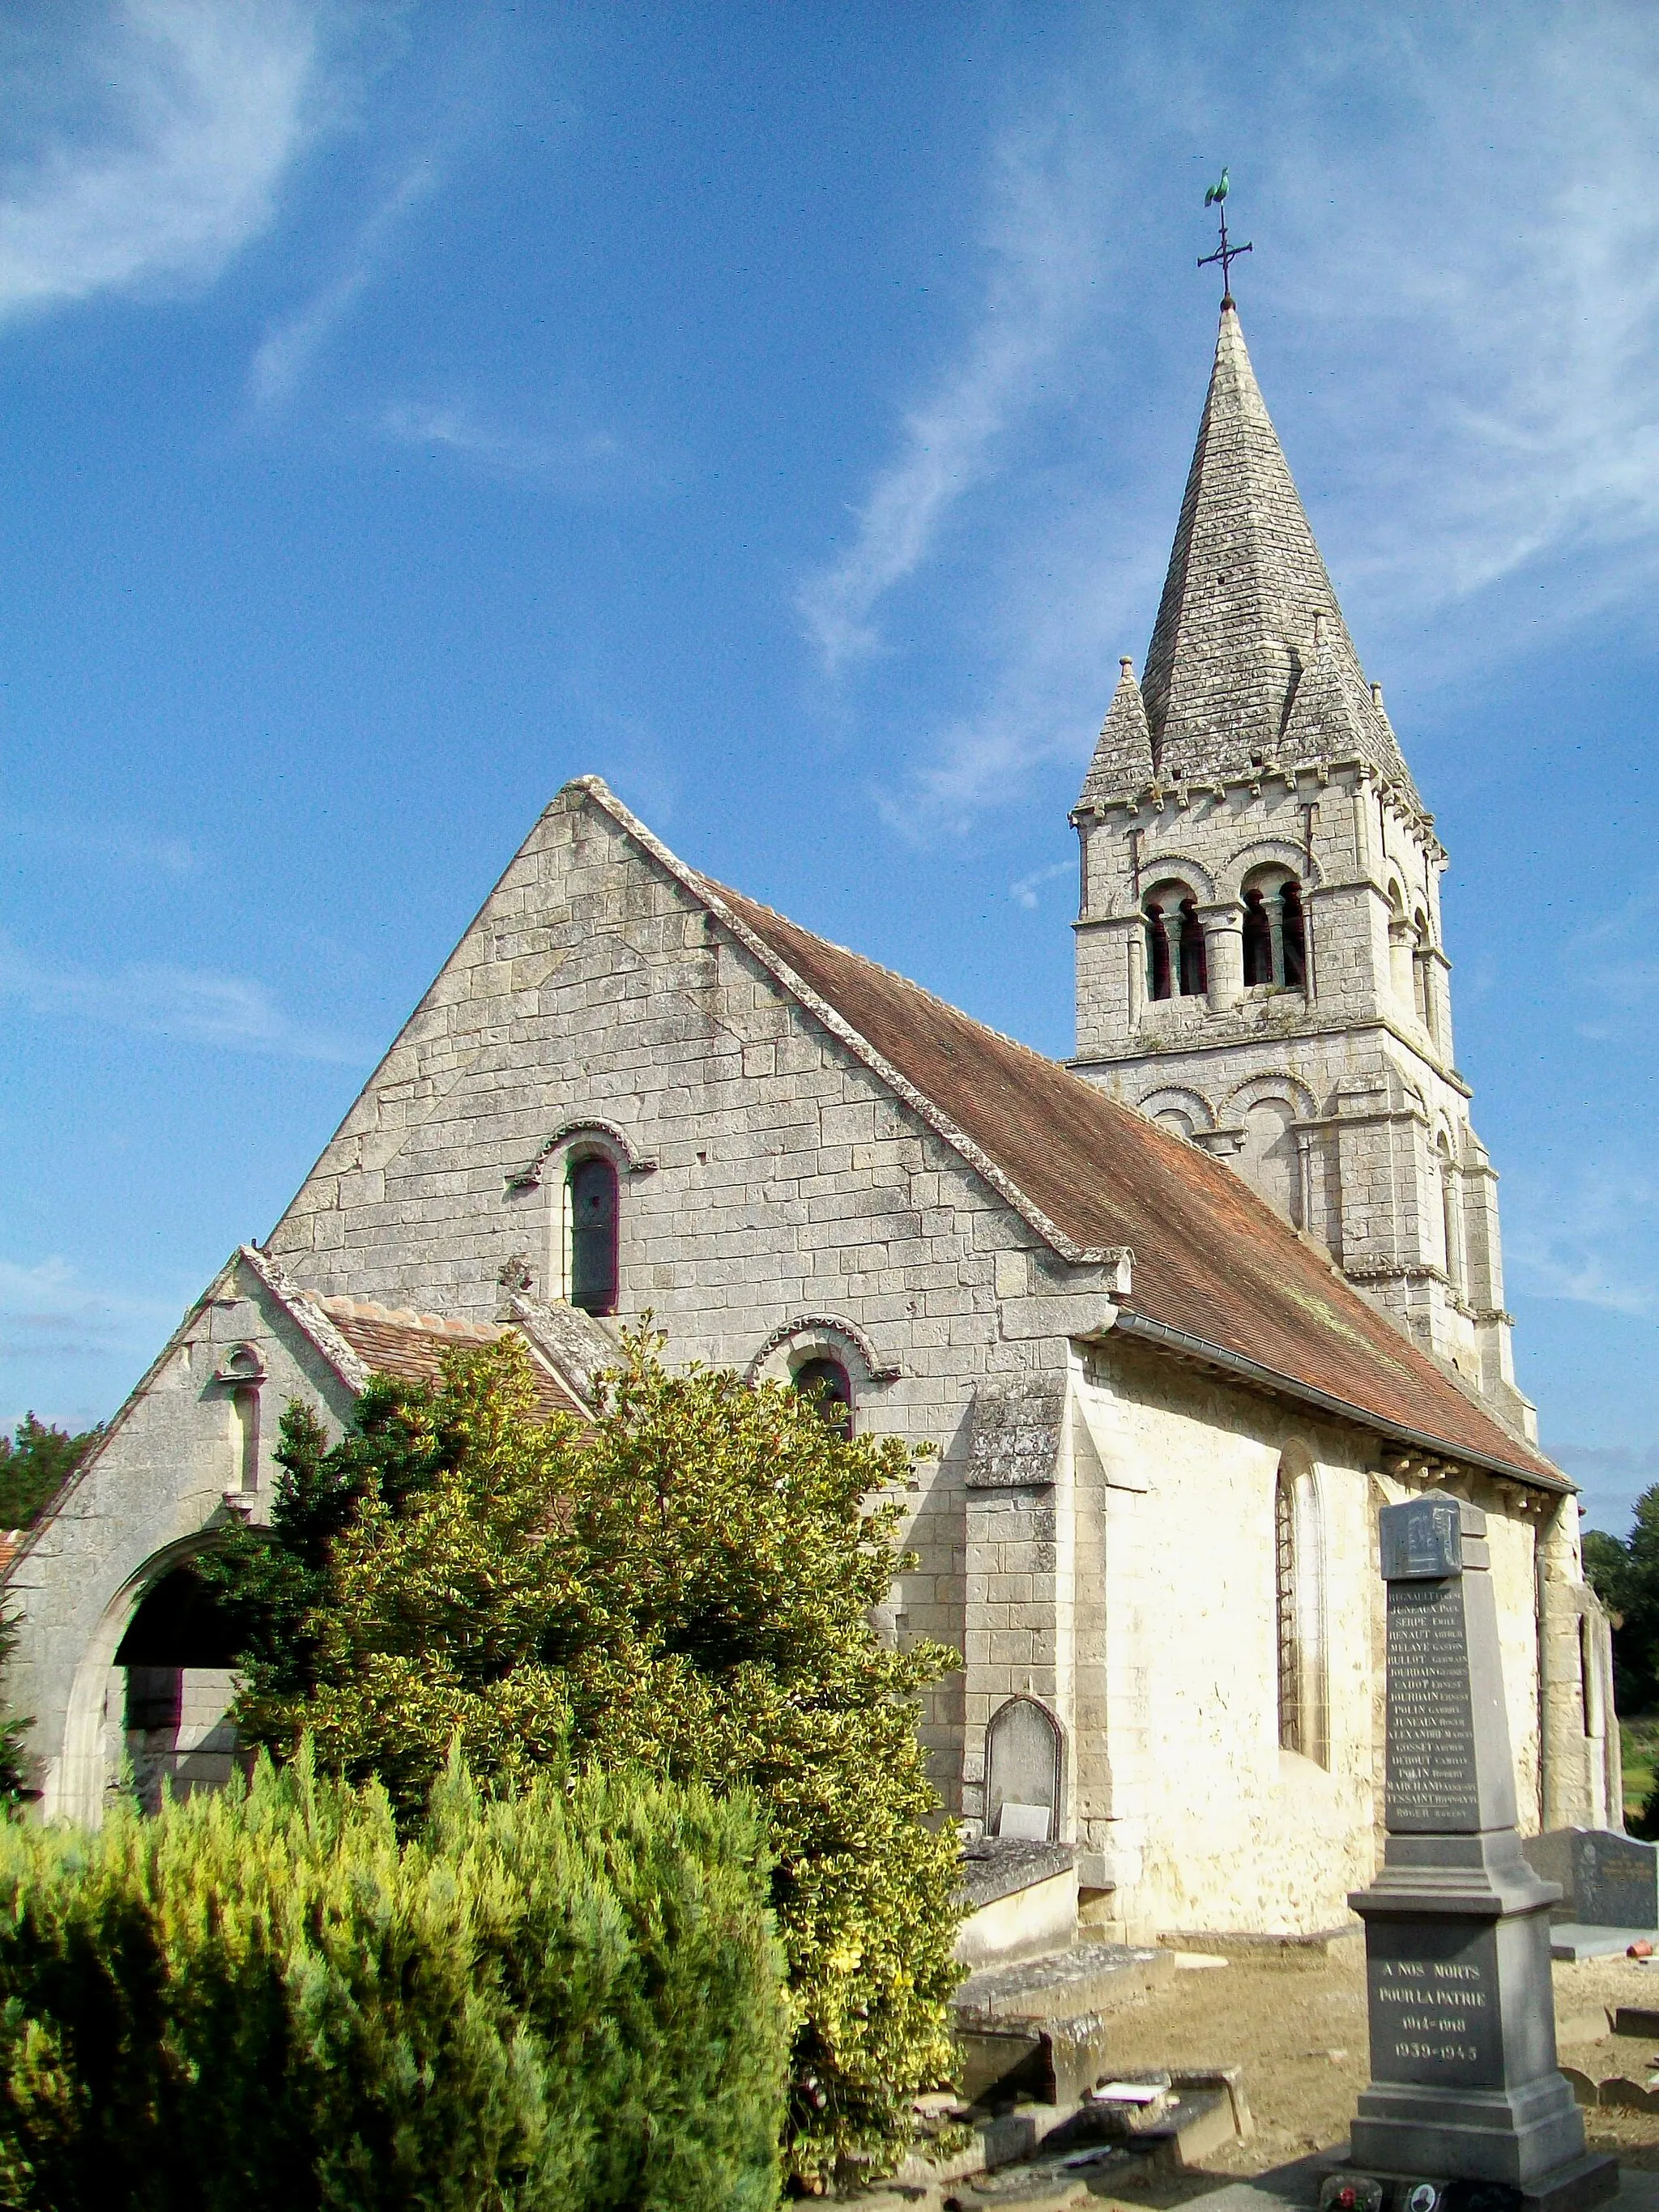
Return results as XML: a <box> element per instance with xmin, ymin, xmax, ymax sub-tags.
<box><xmin>860</xmin><ymin>1942</ymin><xmax>1659</xmax><ymax>2210</ymax></box>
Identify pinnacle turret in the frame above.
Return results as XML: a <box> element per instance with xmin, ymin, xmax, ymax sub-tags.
<box><xmin>1077</xmin><ymin>658</ymin><xmax>1154</xmax><ymax>807</ymax></box>
<box><xmin>1137</xmin><ymin>305</ymin><xmax>1418</xmax><ymax>803</ymax></box>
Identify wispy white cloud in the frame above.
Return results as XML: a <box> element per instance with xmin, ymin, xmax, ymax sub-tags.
<box><xmin>0</xmin><ymin>1254</ymin><xmax>186</xmax><ymax>1432</ymax></box>
<box><xmin>380</xmin><ymin>397</ymin><xmax>621</xmax><ymax>476</ymax></box>
<box><xmin>796</xmin><ymin>116</ymin><xmax>1109</xmax><ymax>675</ymax></box>
<box><xmin>0</xmin><ymin>938</ymin><xmax>364</xmax><ymax>1063</ymax></box>
<box><xmin>249</xmin><ymin>159</ymin><xmax>437</xmax><ymax>409</ymax></box>
<box><xmin>1255</xmin><ymin>6</ymin><xmax>1659</xmax><ymax>645</ymax></box>
<box><xmin>1506</xmin><ymin>1166</ymin><xmax>1659</xmax><ymax>1319</ymax></box>
<box><xmin>0</xmin><ymin>1255</ymin><xmax>177</xmax><ymax>1371</ymax></box>
<box><xmin>818</xmin><ymin>5</ymin><xmax>1659</xmax><ymax>827</ymax></box>
<box><xmin>0</xmin><ymin>809</ymin><xmax>195</xmax><ymax>876</ymax></box>
<box><xmin>1009</xmin><ymin>858</ymin><xmax>1073</xmax><ymax>910</ymax></box>
<box><xmin>0</xmin><ymin>1</ymin><xmax>322</xmax><ymax>323</ymax></box>
<box><xmin>1546</xmin><ymin>1440</ymin><xmax>1659</xmax><ymax>1535</ymax></box>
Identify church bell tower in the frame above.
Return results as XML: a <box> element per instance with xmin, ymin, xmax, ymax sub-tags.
<box><xmin>1071</xmin><ymin>300</ymin><xmax>1534</xmax><ymax>1441</ymax></box>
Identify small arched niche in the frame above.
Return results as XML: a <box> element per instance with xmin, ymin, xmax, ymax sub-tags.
<box><xmin>984</xmin><ymin>1695</ymin><xmax>1063</xmax><ymax>1841</ymax></box>
<box><xmin>1239</xmin><ymin>1097</ymin><xmax>1304</xmax><ymax>1227</ymax></box>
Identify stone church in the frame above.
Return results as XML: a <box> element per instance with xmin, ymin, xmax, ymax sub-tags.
<box><xmin>6</xmin><ymin>303</ymin><xmax>1618</xmax><ymax>1945</ymax></box>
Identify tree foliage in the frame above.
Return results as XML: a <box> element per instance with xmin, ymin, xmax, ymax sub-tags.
<box><xmin>0</xmin><ymin>1414</ymin><xmax>100</xmax><ymax>1532</ymax></box>
<box><xmin>1582</xmin><ymin>1498</ymin><xmax>1659</xmax><ymax>1718</ymax></box>
<box><xmin>0</xmin><ymin>1747</ymin><xmax>788</xmax><ymax>2211</ymax></box>
<box><xmin>203</xmin><ymin>1332</ymin><xmax>964</xmax><ymax>2187</ymax></box>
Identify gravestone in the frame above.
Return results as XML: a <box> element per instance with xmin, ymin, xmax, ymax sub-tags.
<box><xmin>986</xmin><ymin>1695</ymin><xmax>1062</xmax><ymax>1843</ymax></box>
<box><xmin>1339</xmin><ymin>1492</ymin><xmax>1617</xmax><ymax>2212</ymax></box>
<box><xmin>1521</xmin><ymin>1828</ymin><xmax>1657</xmax><ymax>1931</ymax></box>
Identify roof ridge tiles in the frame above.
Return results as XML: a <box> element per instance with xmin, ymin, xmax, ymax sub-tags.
<box><xmin>315</xmin><ymin>1293</ymin><xmax>501</xmax><ymax>1341</ymax></box>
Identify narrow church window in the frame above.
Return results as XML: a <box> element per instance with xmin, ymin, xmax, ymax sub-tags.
<box><xmin>1145</xmin><ymin>902</ymin><xmax>1173</xmax><ymax>1000</ymax></box>
<box><xmin>1242</xmin><ymin>889</ymin><xmax>1272</xmax><ymax>986</ymax></box>
<box><xmin>1177</xmin><ymin>899</ymin><xmax>1207</xmax><ymax>996</ymax></box>
<box><xmin>1580</xmin><ymin>1614</ymin><xmax>1594</xmax><ymax>1741</ymax></box>
<box><xmin>1280</xmin><ymin>882</ymin><xmax>1307</xmax><ymax>988</ymax></box>
<box><xmin>1274</xmin><ymin>1456</ymin><xmax>1328</xmax><ymax>1765</ymax></box>
<box><xmin>1242</xmin><ymin>872</ymin><xmax>1307</xmax><ymax>989</ymax></box>
<box><xmin>1413</xmin><ymin>917</ymin><xmax>1435</xmax><ymax>1035</ymax></box>
<box><xmin>568</xmin><ymin>1156</ymin><xmax>620</xmax><ymax>1315</ymax></box>
<box><xmin>793</xmin><ymin>1356</ymin><xmax>853</xmax><ymax>1437</ymax></box>
<box><xmin>1274</xmin><ymin>1474</ymin><xmax>1301</xmax><ymax>1754</ymax></box>
<box><xmin>1438</xmin><ymin>1138</ymin><xmax>1464</xmax><ymax>1294</ymax></box>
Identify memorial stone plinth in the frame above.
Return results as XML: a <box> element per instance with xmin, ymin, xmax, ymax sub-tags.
<box><xmin>1345</xmin><ymin>1493</ymin><xmax>1617</xmax><ymax>2212</ymax></box>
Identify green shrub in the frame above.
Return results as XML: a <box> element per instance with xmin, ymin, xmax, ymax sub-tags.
<box><xmin>0</xmin><ymin>1746</ymin><xmax>788</xmax><ymax>2212</ymax></box>
<box><xmin>205</xmin><ymin>1332</ymin><xmax>965</xmax><ymax>2188</ymax></box>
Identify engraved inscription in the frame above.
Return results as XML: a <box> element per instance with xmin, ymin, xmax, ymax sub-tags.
<box><xmin>1367</xmin><ymin>1923</ymin><xmax>1501</xmax><ymax>2086</ymax></box>
<box><xmin>1386</xmin><ymin>1579</ymin><xmax>1478</xmax><ymax>1831</ymax></box>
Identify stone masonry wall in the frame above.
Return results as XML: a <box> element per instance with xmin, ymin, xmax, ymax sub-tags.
<box><xmin>7</xmin><ymin>778</ymin><xmax>1577</xmax><ymax>1939</ymax></box>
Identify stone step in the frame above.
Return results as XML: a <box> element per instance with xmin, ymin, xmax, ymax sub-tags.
<box><xmin>950</xmin><ymin>1940</ymin><xmax>1179</xmax><ymax>2108</ymax></box>
<box><xmin>953</xmin><ymin>1937</ymin><xmax>1172</xmax><ymax>2023</ymax></box>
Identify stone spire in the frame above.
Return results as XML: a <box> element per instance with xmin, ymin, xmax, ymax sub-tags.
<box><xmin>1077</xmin><ymin>657</ymin><xmax>1154</xmax><ymax>806</ymax></box>
<box><xmin>1139</xmin><ymin>305</ymin><xmax>1419</xmax><ymax>804</ymax></box>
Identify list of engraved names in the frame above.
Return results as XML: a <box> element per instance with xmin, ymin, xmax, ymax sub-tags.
<box><xmin>1386</xmin><ymin>1580</ymin><xmax>1478</xmax><ymax>1829</ymax></box>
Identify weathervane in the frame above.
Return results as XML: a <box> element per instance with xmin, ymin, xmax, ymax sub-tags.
<box><xmin>1197</xmin><ymin>168</ymin><xmax>1252</xmax><ymax>308</ymax></box>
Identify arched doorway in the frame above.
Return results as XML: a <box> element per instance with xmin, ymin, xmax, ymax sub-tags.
<box><xmin>57</xmin><ymin>1542</ymin><xmax>247</xmax><ymax>1822</ymax></box>
<box><xmin>114</xmin><ymin>1562</ymin><xmax>245</xmax><ymax>1813</ymax></box>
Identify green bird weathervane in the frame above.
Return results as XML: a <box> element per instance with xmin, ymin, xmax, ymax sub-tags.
<box><xmin>1198</xmin><ymin>168</ymin><xmax>1251</xmax><ymax>308</ymax></box>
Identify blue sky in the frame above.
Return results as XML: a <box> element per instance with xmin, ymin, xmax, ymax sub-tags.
<box><xmin>3</xmin><ymin>2</ymin><xmax>1657</xmax><ymax>1533</ymax></box>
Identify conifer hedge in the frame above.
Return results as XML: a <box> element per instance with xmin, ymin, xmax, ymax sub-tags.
<box><xmin>0</xmin><ymin>1749</ymin><xmax>788</xmax><ymax>2212</ymax></box>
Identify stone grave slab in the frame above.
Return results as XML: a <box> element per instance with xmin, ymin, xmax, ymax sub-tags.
<box><xmin>1522</xmin><ymin>1829</ymin><xmax>1658</xmax><ymax>1933</ymax></box>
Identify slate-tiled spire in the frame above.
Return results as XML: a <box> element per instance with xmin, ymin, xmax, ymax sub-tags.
<box><xmin>1137</xmin><ymin>304</ymin><xmax>1419</xmax><ymax>803</ymax></box>
<box><xmin>1077</xmin><ymin>656</ymin><xmax>1154</xmax><ymax>806</ymax></box>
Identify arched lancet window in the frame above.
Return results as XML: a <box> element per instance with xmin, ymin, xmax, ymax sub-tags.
<box><xmin>1241</xmin><ymin>869</ymin><xmax>1307</xmax><ymax>990</ymax></box>
<box><xmin>567</xmin><ymin>1154</ymin><xmax>620</xmax><ymax>1315</ymax></box>
<box><xmin>1273</xmin><ymin>1455</ymin><xmax>1328</xmax><ymax>1766</ymax></box>
<box><xmin>1413</xmin><ymin>914</ymin><xmax>1436</xmax><ymax>1036</ymax></box>
<box><xmin>1145</xmin><ymin>882</ymin><xmax>1205</xmax><ymax>1000</ymax></box>
<box><xmin>792</xmin><ymin>1355</ymin><xmax>853</xmax><ymax>1438</ymax></box>
<box><xmin>1145</xmin><ymin>901</ymin><xmax>1173</xmax><ymax>1000</ymax></box>
<box><xmin>1242</xmin><ymin>889</ymin><xmax>1272</xmax><ymax>986</ymax></box>
<box><xmin>1437</xmin><ymin>1135</ymin><xmax>1465</xmax><ymax>1294</ymax></box>
<box><xmin>1177</xmin><ymin>898</ymin><xmax>1207</xmax><ymax>996</ymax></box>
<box><xmin>1281</xmin><ymin>881</ymin><xmax>1307</xmax><ymax>987</ymax></box>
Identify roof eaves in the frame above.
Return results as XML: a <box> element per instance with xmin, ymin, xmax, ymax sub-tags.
<box><xmin>1111</xmin><ymin>1309</ymin><xmax>1568</xmax><ymax>1494</ymax></box>
<box><xmin>239</xmin><ymin>1246</ymin><xmax>370</xmax><ymax>1394</ymax></box>
<box><xmin>571</xmin><ymin>777</ymin><xmax>1128</xmax><ymax>1269</ymax></box>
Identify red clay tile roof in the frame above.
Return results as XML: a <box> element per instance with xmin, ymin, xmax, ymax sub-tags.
<box><xmin>710</xmin><ymin>884</ymin><xmax>1561</xmax><ymax>1490</ymax></box>
<box><xmin>315</xmin><ymin>1298</ymin><xmax>589</xmax><ymax>1421</ymax></box>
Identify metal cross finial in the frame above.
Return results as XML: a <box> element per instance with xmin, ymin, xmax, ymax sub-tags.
<box><xmin>1197</xmin><ymin>170</ymin><xmax>1252</xmax><ymax>308</ymax></box>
